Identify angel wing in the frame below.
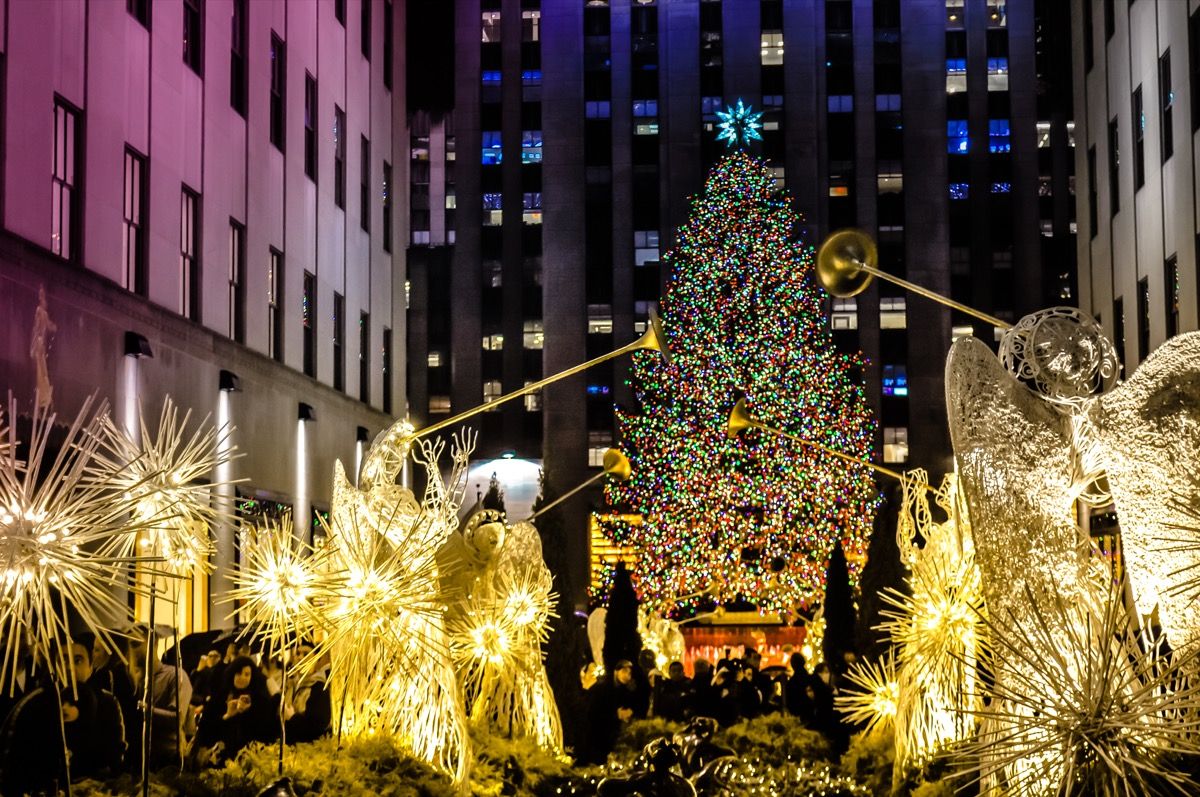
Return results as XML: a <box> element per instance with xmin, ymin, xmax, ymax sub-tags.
<box><xmin>1087</xmin><ymin>330</ymin><xmax>1200</xmax><ymax>651</ymax></box>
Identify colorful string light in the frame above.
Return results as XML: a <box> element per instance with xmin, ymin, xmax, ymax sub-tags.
<box><xmin>608</xmin><ymin>152</ymin><xmax>881</xmax><ymax>615</ymax></box>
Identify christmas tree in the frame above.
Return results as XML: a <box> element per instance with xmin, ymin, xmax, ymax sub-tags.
<box><xmin>608</xmin><ymin>135</ymin><xmax>880</xmax><ymax>616</ymax></box>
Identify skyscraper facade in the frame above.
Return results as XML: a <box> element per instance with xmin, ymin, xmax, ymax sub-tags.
<box><xmin>0</xmin><ymin>0</ymin><xmax>407</xmax><ymax>627</ymax></box>
<box><xmin>406</xmin><ymin>0</ymin><xmax>1076</xmax><ymax>607</ymax></box>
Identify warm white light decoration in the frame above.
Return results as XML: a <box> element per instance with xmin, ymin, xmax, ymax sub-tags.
<box><xmin>443</xmin><ymin>516</ymin><xmax>563</xmax><ymax>753</ymax></box>
<box><xmin>879</xmin><ymin>469</ymin><xmax>983</xmax><ymax>774</ymax></box>
<box><xmin>225</xmin><ymin>516</ymin><xmax>335</xmax><ymax>657</ymax></box>
<box><xmin>301</xmin><ymin>423</ymin><xmax>473</xmax><ymax>782</ymax></box>
<box><xmin>95</xmin><ymin>397</ymin><xmax>237</xmax><ymax>574</ymax></box>
<box><xmin>0</xmin><ymin>396</ymin><xmax>155</xmax><ymax>692</ymax></box>
<box><xmin>959</xmin><ymin>579</ymin><xmax>1200</xmax><ymax>796</ymax></box>
<box><xmin>835</xmin><ymin>651</ymin><xmax>898</xmax><ymax>735</ymax></box>
<box><xmin>638</xmin><ymin>608</ymin><xmax>685</xmax><ymax>670</ymax></box>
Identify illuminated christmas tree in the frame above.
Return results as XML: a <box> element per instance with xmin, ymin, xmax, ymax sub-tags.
<box><xmin>608</xmin><ymin>139</ymin><xmax>880</xmax><ymax>616</ymax></box>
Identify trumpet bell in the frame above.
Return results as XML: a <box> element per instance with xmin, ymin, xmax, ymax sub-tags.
<box><xmin>816</xmin><ymin>228</ymin><xmax>877</xmax><ymax>298</ymax></box>
<box><xmin>726</xmin><ymin>398</ymin><xmax>757</xmax><ymax>439</ymax></box>
<box><xmin>602</xmin><ymin>448</ymin><xmax>633</xmax><ymax>482</ymax></box>
<box><xmin>633</xmin><ymin>305</ymin><xmax>672</xmax><ymax>365</ymax></box>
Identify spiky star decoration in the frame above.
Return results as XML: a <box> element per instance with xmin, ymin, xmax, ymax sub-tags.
<box><xmin>445</xmin><ymin>520</ymin><xmax>562</xmax><ymax>751</ymax></box>
<box><xmin>835</xmin><ymin>651</ymin><xmax>899</xmax><ymax>735</ymax></box>
<box><xmin>956</xmin><ymin>578</ymin><xmax>1200</xmax><ymax>797</ymax></box>
<box><xmin>224</xmin><ymin>516</ymin><xmax>337</xmax><ymax>659</ymax></box>
<box><xmin>0</xmin><ymin>395</ymin><xmax>158</xmax><ymax>694</ymax></box>
<box><xmin>715</xmin><ymin>98</ymin><xmax>764</xmax><ymax>149</ymax></box>
<box><xmin>94</xmin><ymin>397</ymin><xmax>238</xmax><ymax>575</ymax></box>
<box><xmin>878</xmin><ymin>470</ymin><xmax>984</xmax><ymax>772</ymax></box>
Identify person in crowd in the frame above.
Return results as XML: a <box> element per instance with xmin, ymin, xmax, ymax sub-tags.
<box><xmin>576</xmin><ymin>663</ymin><xmax>605</xmax><ymax>765</ymax></box>
<box><xmin>192</xmin><ymin>655</ymin><xmax>277</xmax><ymax>766</ymax></box>
<box><xmin>735</xmin><ymin>662</ymin><xmax>763</xmax><ymax>719</ymax></box>
<box><xmin>635</xmin><ymin>649</ymin><xmax>659</xmax><ymax>716</ymax></box>
<box><xmin>0</xmin><ymin>636</ymin><xmax>125</xmax><ymax>794</ymax></box>
<box><xmin>689</xmin><ymin>658</ymin><xmax>717</xmax><ymax>720</ymax></box>
<box><xmin>127</xmin><ymin>629</ymin><xmax>194</xmax><ymax>772</ymax></box>
<box><xmin>785</xmin><ymin>652</ymin><xmax>815</xmax><ymax>723</ymax></box>
<box><xmin>284</xmin><ymin>642</ymin><xmax>331</xmax><ymax>743</ymax></box>
<box><xmin>0</xmin><ymin>639</ymin><xmax>33</xmax><ymax>727</ymax></box>
<box><xmin>710</xmin><ymin>665</ymin><xmax>743</xmax><ymax>727</ymax></box>
<box><xmin>652</xmin><ymin>661</ymin><xmax>693</xmax><ymax>722</ymax></box>
<box><xmin>90</xmin><ymin>634</ymin><xmax>137</xmax><ymax>739</ymax></box>
<box><xmin>587</xmin><ymin>659</ymin><xmax>645</xmax><ymax>763</ymax></box>
<box><xmin>188</xmin><ymin>648</ymin><xmax>222</xmax><ymax>711</ymax></box>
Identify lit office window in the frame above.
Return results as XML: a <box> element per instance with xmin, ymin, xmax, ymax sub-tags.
<box><xmin>482</xmin><ymin>130</ymin><xmax>502</xmax><ymax>165</ymax></box>
<box><xmin>523</xmin><ymin>320</ymin><xmax>544</xmax><ymax>349</ymax></box>
<box><xmin>634</xmin><ymin>230</ymin><xmax>660</xmax><ymax>265</ymax></box>
<box><xmin>482</xmin><ymin>334</ymin><xmax>504</xmax><ymax>351</ymax></box>
<box><xmin>588</xmin><ymin>432</ymin><xmax>613</xmax><ymax>467</ymax></box>
<box><xmin>521</xmin><ymin>130</ymin><xmax>543</xmax><ymax>163</ymax></box>
<box><xmin>483</xmin><ymin>193</ymin><xmax>503</xmax><ymax>226</ymax></box>
<box><xmin>522</xmin><ymin>192</ymin><xmax>542</xmax><ymax>225</ymax></box>
<box><xmin>987</xmin><ymin>57</ymin><xmax>1008</xmax><ymax>91</ymax></box>
<box><xmin>946</xmin><ymin>59</ymin><xmax>966</xmax><ymax>94</ymax></box>
<box><xmin>831</xmin><ymin>298</ymin><xmax>858</xmax><ymax>330</ymax></box>
<box><xmin>883</xmin><ymin>427</ymin><xmax>909</xmax><ymax>463</ymax></box>
<box><xmin>481</xmin><ymin>11</ymin><xmax>502</xmax><ymax>43</ymax></box>
<box><xmin>760</xmin><ymin>31</ymin><xmax>784</xmax><ymax>65</ymax></box>
<box><xmin>483</xmin><ymin>380</ymin><xmax>503</xmax><ymax>404</ymax></box>
<box><xmin>882</xmin><ymin>364</ymin><xmax>908</xmax><ymax>397</ymax></box>
<box><xmin>880</xmin><ymin>297</ymin><xmax>907</xmax><ymax>328</ymax></box>
<box><xmin>522</xmin><ymin>10</ymin><xmax>541</xmax><ymax>41</ymax></box>
<box><xmin>988</xmin><ymin>119</ymin><xmax>1011</xmax><ymax>153</ymax></box>
<box><xmin>948</xmin><ymin>119</ymin><xmax>969</xmax><ymax>153</ymax></box>
<box><xmin>588</xmin><ymin>304</ymin><xmax>613</xmax><ymax>335</ymax></box>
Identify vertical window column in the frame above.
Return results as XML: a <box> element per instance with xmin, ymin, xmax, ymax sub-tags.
<box><xmin>269</xmin><ymin>249</ymin><xmax>284</xmax><ymax>362</ymax></box>
<box><xmin>230</xmin><ymin>0</ymin><xmax>247</xmax><ymax>115</ymax></box>
<box><xmin>52</xmin><ymin>99</ymin><xmax>81</xmax><ymax>261</ymax></box>
<box><xmin>180</xmin><ymin>187</ymin><xmax>201</xmax><ymax>321</ymax></box>
<box><xmin>270</xmin><ymin>34</ymin><xmax>286</xmax><ymax>151</ymax></box>
<box><xmin>302</xmin><ymin>271</ymin><xmax>316</xmax><ymax>377</ymax></box>
<box><xmin>360</xmin><ymin>136</ymin><xmax>371</xmax><ymax>232</ymax></box>
<box><xmin>359</xmin><ymin>311</ymin><xmax>370</xmax><ymax>403</ymax></box>
<box><xmin>123</xmin><ymin>147</ymin><xmax>148</xmax><ymax>294</ymax></box>
<box><xmin>333</xmin><ymin>292</ymin><xmax>345</xmax><ymax>391</ymax></box>
<box><xmin>229</xmin><ymin>220</ymin><xmax>246</xmax><ymax>343</ymax></box>
<box><xmin>334</xmin><ymin>106</ymin><xmax>346</xmax><ymax>208</ymax></box>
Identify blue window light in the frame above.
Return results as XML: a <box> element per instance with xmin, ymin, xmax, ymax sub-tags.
<box><xmin>882</xmin><ymin>364</ymin><xmax>908</xmax><ymax>397</ymax></box>
<box><xmin>481</xmin><ymin>70</ymin><xmax>502</xmax><ymax>84</ymax></box>
<box><xmin>948</xmin><ymin>119</ymin><xmax>969</xmax><ymax>154</ymax></box>
<box><xmin>946</xmin><ymin>58</ymin><xmax>967</xmax><ymax>74</ymax></box>
<box><xmin>481</xmin><ymin>130</ymin><xmax>502</xmax><ymax>165</ymax></box>
<box><xmin>522</xmin><ymin>69</ymin><xmax>542</xmax><ymax>85</ymax></box>
<box><xmin>989</xmin><ymin>119</ymin><xmax>1011</xmax><ymax>153</ymax></box>
<box><xmin>949</xmin><ymin>182</ymin><xmax>969</xmax><ymax>200</ymax></box>
<box><xmin>991</xmin><ymin>182</ymin><xmax>1011</xmax><ymax>194</ymax></box>
<box><xmin>587</xmin><ymin>385</ymin><xmax>611</xmax><ymax>396</ymax></box>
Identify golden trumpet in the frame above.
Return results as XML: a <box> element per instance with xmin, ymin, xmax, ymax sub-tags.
<box><xmin>726</xmin><ymin>398</ymin><xmax>929</xmax><ymax>488</ymax></box>
<box><xmin>415</xmin><ymin>308</ymin><xmax>669</xmax><ymax>440</ymax></box>
<box><xmin>524</xmin><ymin>448</ymin><xmax>632</xmax><ymax>522</ymax></box>
<box><xmin>816</xmin><ymin>228</ymin><xmax>1011</xmax><ymax>330</ymax></box>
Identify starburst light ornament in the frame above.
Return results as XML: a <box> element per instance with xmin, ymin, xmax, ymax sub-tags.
<box><xmin>835</xmin><ymin>652</ymin><xmax>899</xmax><ymax>735</ymax></box>
<box><xmin>225</xmin><ymin>516</ymin><xmax>335</xmax><ymax>658</ymax></box>
<box><xmin>95</xmin><ymin>397</ymin><xmax>237</xmax><ymax>574</ymax></box>
<box><xmin>443</xmin><ymin>515</ymin><xmax>563</xmax><ymax>752</ymax></box>
<box><xmin>0</xmin><ymin>395</ymin><xmax>155</xmax><ymax>693</ymax></box>
<box><xmin>306</xmin><ymin>423</ymin><xmax>473</xmax><ymax>782</ymax></box>
<box><xmin>715</xmin><ymin>98</ymin><xmax>764</xmax><ymax>149</ymax></box>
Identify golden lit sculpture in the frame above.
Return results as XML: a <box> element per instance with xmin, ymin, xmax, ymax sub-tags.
<box><xmin>834</xmin><ymin>651</ymin><xmax>898</xmax><ymax>735</ymax></box>
<box><xmin>957</xmin><ymin>578</ymin><xmax>1200</xmax><ymax>797</ymax></box>
<box><xmin>0</xmin><ymin>395</ymin><xmax>153</xmax><ymax>693</ymax></box>
<box><xmin>224</xmin><ymin>516</ymin><xmax>337</xmax><ymax>658</ymax></box>
<box><xmin>1085</xmin><ymin>331</ymin><xmax>1200</xmax><ymax>652</ymax></box>
<box><xmin>638</xmin><ymin>608</ymin><xmax>685</xmax><ymax>670</ymax></box>
<box><xmin>444</xmin><ymin>515</ymin><xmax>563</xmax><ymax>752</ymax></box>
<box><xmin>879</xmin><ymin>469</ymin><xmax>984</xmax><ymax>774</ymax></box>
<box><xmin>313</xmin><ymin>429</ymin><xmax>473</xmax><ymax>782</ymax></box>
<box><xmin>94</xmin><ymin>397</ymin><xmax>238</xmax><ymax>574</ymax></box>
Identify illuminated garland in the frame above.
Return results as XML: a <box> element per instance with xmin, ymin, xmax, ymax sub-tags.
<box><xmin>609</xmin><ymin>152</ymin><xmax>881</xmax><ymax>614</ymax></box>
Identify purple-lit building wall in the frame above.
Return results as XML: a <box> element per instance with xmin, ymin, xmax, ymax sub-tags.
<box><xmin>0</xmin><ymin>0</ymin><xmax>407</xmax><ymax>628</ymax></box>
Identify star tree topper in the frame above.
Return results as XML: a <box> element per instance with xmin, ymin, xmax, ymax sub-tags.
<box><xmin>715</xmin><ymin>98</ymin><xmax>764</xmax><ymax>149</ymax></box>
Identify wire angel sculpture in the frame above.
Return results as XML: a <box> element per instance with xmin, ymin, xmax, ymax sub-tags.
<box><xmin>300</xmin><ymin>422</ymin><xmax>474</xmax><ymax>782</ymax></box>
<box><xmin>877</xmin><ymin>469</ymin><xmax>984</xmax><ymax>774</ymax></box>
<box><xmin>444</xmin><ymin>517</ymin><xmax>563</xmax><ymax>752</ymax></box>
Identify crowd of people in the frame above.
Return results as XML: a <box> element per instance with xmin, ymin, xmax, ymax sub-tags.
<box><xmin>576</xmin><ymin>647</ymin><xmax>856</xmax><ymax>764</ymax></box>
<box><xmin>0</xmin><ymin>629</ymin><xmax>331</xmax><ymax>796</ymax></box>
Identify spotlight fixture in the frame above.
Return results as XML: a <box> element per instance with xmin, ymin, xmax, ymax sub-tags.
<box><xmin>298</xmin><ymin>402</ymin><xmax>316</xmax><ymax>422</ymax></box>
<box><xmin>356</xmin><ymin>425</ymin><xmax>370</xmax><ymax>442</ymax></box>
<box><xmin>123</xmin><ymin>331</ymin><xmax>153</xmax><ymax>358</ymax></box>
<box><xmin>219</xmin><ymin>369</ymin><xmax>242</xmax><ymax>392</ymax></box>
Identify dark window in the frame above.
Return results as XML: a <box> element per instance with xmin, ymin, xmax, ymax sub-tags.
<box><xmin>1088</xmin><ymin>145</ymin><xmax>1098</xmax><ymax>237</ymax></box>
<box><xmin>183</xmin><ymin>0</ymin><xmax>203</xmax><ymax>74</ymax></box>
<box><xmin>127</xmin><ymin>0</ymin><xmax>151</xmax><ymax>29</ymax></box>
<box><xmin>229</xmin><ymin>220</ymin><xmax>246</xmax><ymax>343</ymax></box>
<box><xmin>360</xmin><ymin>135</ymin><xmax>371</xmax><ymax>232</ymax></box>
<box><xmin>334</xmin><ymin>106</ymin><xmax>346</xmax><ymax>209</ymax></box>
<box><xmin>1133</xmin><ymin>86</ymin><xmax>1145</xmax><ymax>189</ymax></box>
<box><xmin>304</xmin><ymin>74</ymin><xmax>317</xmax><ymax>180</ymax></box>
<box><xmin>181</xmin><ymin>186</ymin><xmax>201</xmax><ymax>321</ymax></box>
<box><xmin>1191</xmin><ymin>8</ymin><xmax>1200</xmax><ymax>132</ymax></box>
<box><xmin>269</xmin><ymin>248</ymin><xmax>284</xmax><ymax>362</ymax></box>
<box><xmin>361</xmin><ymin>0</ymin><xmax>371</xmax><ymax>60</ymax></box>
<box><xmin>1166</xmin><ymin>254</ymin><xmax>1179</xmax><ymax>338</ymax></box>
<box><xmin>231</xmin><ymin>0</ymin><xmax>247</xmax><ymax>115</ymax></box>
<box><xmin>123</xmin><ymin>147</ymin><xmax>148</xmax><ymax>294</ymax></box>
<box><xmin>303</xmin><ymin>271</ymin><xmax>316</xmax><ymax>377</ymax></box>
<box><xmin>383</xmin><ymin>1</ymin><xmax>394</xmax><ymax>90</ymax></box>
<box><xmin>382</xmin><ymin>327</ymin><xmax>393</xmax><ymax>413</ymax></box>
<box><xmin>335</xmin><ymin>0</ymin><xmax>345</xmax><ymax>26</ymax></box>
<box><xmin>1104</xmin><ymin>0</ymin><xmax>1115</xmax><ymax>40</ymax></box>
<box><xmin>359</xmin><ymin>311</ymin><xmax>371</xmax><ymax>403</ymax></box>
<box><xmin>1137</xmin><ymin>277</ymin><xmax>1150</xmax><ymax>362</ymax></box>
<box><xmin>1161</xmin><ymin>49</ymin><xmax>1174</xmax><ymax>161</ymax></box>
<box><xmin>1114</xmin><ymin>296</ymin><xmax>1126</xmax><ymax>376</ymax></box>
<box><xmin>270</xmin><ymin>34</ymin><xmax>286</xmax><ymax>151</ymax></box>
<box><xmin>333</xmin><ymin>293</ymin><xmax>345</xmax><ymax>391</ymax></box>
<box><xmin>1108</xmin><ymin>117</ymin><xmax>1120</xmax><ymax>216</ymax></box>
<box><xmin>52</xmin><ymin>98</ymin><xmax>81</xmax><ymax>262</ymax></box>
<box><xmin>382</xmin><ymin>161</ymin><xmax>393</xmax><ymax>252</ymax></box>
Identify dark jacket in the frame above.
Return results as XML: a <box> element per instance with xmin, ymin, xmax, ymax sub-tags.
<box><xmin>195</xmin><ymin>658</ymin><xmax>277</xmax><ymax>763</ymax></box>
